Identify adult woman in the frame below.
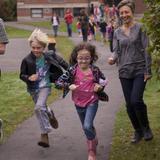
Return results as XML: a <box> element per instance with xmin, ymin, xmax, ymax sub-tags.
<box><xmin>108</xmin><ymin>0</ymin><xmax>153</xmax><ymax>143</ymax></box>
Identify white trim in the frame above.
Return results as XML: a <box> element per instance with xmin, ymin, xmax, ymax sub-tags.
<box><xmin>17</xmin><ymin>3</ymin><xmax>88</xmax><ymax>9</ymax></box>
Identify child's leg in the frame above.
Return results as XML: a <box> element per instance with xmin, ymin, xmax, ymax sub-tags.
<box><xmin>34</xmin><ymin>88</ymin><xmax>52</xmax><ymax>134</ymax></box>
<box><xmin>84</xmin><ymin>102</ymin><xmax>98</xmax><ymax>140</ymax></box>
<box><xmin>75</xmin><ymin>102</ymin><xmax>98</xmax><ymax>160</ymax></box>
<box><xmin>30</xmin><ymin>88</ymin><xmax>52</xmax><ymax>147</ymax></box>
<box><xmin>85</xmin><ymin>102</ymin><xmax>98</xmax><ymax>160</ymax></box>
<box><xmin>46</xmin><ymin>107</ymin><xmax>58</xmax><ymax>129</ymax></box>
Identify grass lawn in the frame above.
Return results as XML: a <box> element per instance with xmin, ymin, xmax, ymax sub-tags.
<box><xmin>18</xmin><ymin>20</ymin><xmax>78</xmax><ymax>33</ymax></box>
<box><xmin>0</xmin><ymin>28</ymin><xmax>74</xmax><ymax>143</ymax></box>
<box><xmin>109</xmin><ymin>75</ymin><xmax>160</xmax><ymax>160</ymax></box>
<box><xmin>6</xmin><ymin>26</ymin><xmax>32</xmax><ymax>38</ymax></box>
<box><xmin>18</xmin><ymin>20</ymin><xmax>106</xmax><ymax>44</ymax></box>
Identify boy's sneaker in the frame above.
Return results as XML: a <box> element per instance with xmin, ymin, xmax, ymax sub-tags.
<box><xmin>47</xmin><ymin>110</ymin><xmax>58</xmax><ymax>129</ymax></box>
<box><xmin>0</xmin><ymin>119</ymin><xmax>3</xmax><ymax>141</ymax></box>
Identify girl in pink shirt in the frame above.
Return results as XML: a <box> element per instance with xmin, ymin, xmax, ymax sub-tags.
<box><xmin>55</xmin><ymin>42</ymin><xmax>108</xmax><ymax>160</ymax></box>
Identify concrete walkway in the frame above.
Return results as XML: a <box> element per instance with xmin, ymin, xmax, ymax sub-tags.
<box><xmin>0</xmin><ymin>22</ymin><xmax>124</xmax><ymax>160</ymax></box>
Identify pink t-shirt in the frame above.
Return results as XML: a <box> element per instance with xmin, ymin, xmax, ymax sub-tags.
<box><xmin>72</xmin><ymin>66</ymin><xmax>98</xmax><ymax>107</ymax></box>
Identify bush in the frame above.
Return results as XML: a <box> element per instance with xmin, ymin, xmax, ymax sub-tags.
<box><xmin>142</xmin><ymin>0</ymin><xmax>160</xmax><ymax>79</ymax></box>
<box><xmin>0</xmin><ymin>0</ymin><xmax>16</xmax><ymax>21</ymax></box>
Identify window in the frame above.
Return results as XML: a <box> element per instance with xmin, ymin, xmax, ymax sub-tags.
<box><xmin>52</xmin><ymin>8</ymin><xmax>64</xmax><ymax>18</ymax></box>
<box><xmin>31</xmin><ymin>8</ymin><xmax>43</xmax><ymax>18</ymax></box>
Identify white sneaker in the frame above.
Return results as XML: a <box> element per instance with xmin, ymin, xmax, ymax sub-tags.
<box><xmin>0</xmin><ymin>119</ymin><xmax>3</xmax><ymax>141</ymax></box>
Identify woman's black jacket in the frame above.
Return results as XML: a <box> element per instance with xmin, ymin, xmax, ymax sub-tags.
<box><xmin>20</xmin><ymin>50</ymin><xmax>69</xmax><ymax>90</ymax></box>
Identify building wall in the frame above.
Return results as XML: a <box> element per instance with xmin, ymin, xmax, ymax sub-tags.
<box><xmin>134</xmin><ymin>0</ymin><xmax>146</xmax><ymax>14</ymax></box>
<box><xmin>17</xmin><ymin>0</ymin><xmax>146</xmax><ymax>21</ymax></box>
<box><xmin>17</xmin><ymin>0</ymin><xmax>97</xmax><ymax>20</ymax></box>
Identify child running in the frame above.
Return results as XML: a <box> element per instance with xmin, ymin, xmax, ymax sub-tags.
<box><xmin>55</xmin><ymin>42</ymin><xmax>108</xmax><ymax>160</ymax></box>
<box><xmin>20</xmin><ymin>29</ymin><xmax>69</xmax><ymax>148</ymax></box>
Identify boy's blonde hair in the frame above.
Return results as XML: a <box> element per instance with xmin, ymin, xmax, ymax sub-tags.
<box><xmin>28</xmin><ymin>28</ymin><xmax>48</xmax><ymax>47</ymax></box>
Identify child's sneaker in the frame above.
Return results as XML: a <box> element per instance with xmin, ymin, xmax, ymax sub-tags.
<box><xmin>0</xmin><ymin>119</ymin><xmax>3</xmax><ymax>141</ymax></box>
<box><xmin>47</xmin><ymin>110</ymin><xmax>58</xmax><ymax>129</ymax></box>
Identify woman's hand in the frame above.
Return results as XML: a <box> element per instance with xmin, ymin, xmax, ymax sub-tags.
<box><xmin>144</xmin><ymin>74</ymin><xmax>152</xmax><ymax>82</ymax></box>
<box><xmin>28</xmin><ymin>74</ymin><xmax>38</xmax><ymax>81</ymax></box>
<box><xmin>94</xmin><ymin>83</ymin><xmax>103</xmax><ymax>92</ymax></box>
<box><xmin>108</xmin><ymin>57</ymin><xmax>115</xmax><ymax>65</ymax></box>
<box><xmin>69</xmin><ymin>84</ymin><xmax>79</xmax><ymax>91</ymax></box>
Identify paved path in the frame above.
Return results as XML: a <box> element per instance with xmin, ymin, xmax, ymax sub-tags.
<box><xmin>0</xmin><ymin>22</ymin><xmax>124</xmax><ymax>160</ymax></box>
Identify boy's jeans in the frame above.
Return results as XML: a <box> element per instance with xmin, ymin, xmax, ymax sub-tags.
<box><xmin>75</xmin><ymin>101</ymin><xmax>98</xmax><ymax>140</ymax></box>
<box><xmin>29</xmin><ymin>87</ymin><xmax>52</xmax><ymax>134</ymax></box>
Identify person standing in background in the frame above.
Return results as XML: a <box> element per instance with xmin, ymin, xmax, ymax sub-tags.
<box><xmin>51</xmin><ymin>12</ymin><xmax>60</xmax><ymax>37</ymax></box>
<box><xmin>64</xmin><ymin>9</ymin><xmax>74</xmax><ymax>37</ymax></box>
<box><xmin>0</xmin><ymin>18</ymin><xmax>9</xmax><ymax>142</ymax></box>
<box><xmin>79</xmin><ymin>9</ymin><xmax>89</xmax><ymax>42</ymax></box>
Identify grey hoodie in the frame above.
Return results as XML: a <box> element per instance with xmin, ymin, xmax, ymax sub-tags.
<box><xmin>0</xmin><ymin>18</ymin><xmax>9</xmax><ymax>44</ymax></box>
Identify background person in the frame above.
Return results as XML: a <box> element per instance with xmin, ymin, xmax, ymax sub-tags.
<box><xmin>108</xmin><ymin>0</ymin><xmax>153</xmax><ymax>143</ymax></box>
<box><xmin>79</xmin><ymin>9</ymin><xmax>89</xmax><ymax>42</ymax></box>
<box><xmin>64</xmin><ymin>9</ymin><xmax>74</xmax><ymax>37</ymax></box>
<box><xmin>0</xmin><ymin>18</ymin><xmax>9</xmax><ymax>142</ymax></box>
<box><xmin>51</xmin><ymin>12</ymin><xmax>60</xmax><ymax>37</ymax></box>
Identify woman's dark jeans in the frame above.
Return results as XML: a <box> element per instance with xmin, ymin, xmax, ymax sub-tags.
<box><xmin>120</xmin><ymin>74</ymin><xmax>150</xmax><ymax>132</ymax></box>
<box><xmin>75</xmin><ymin>101</ymin><xmax>98</xmax><ymax>140</ymax></box>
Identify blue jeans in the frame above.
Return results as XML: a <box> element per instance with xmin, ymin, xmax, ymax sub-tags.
<box><xmin>120</xmin><ymin>74</ymin><xmax>150</xmax><ymax>131</ymax></box>
<box><xmin>52</xmin><ymin>25</ymin><xmax>58</xmax><ymax>37</ymax></box>
<box><xmin>66</xmin><ymin>23</ymin><xmax>72</xmax><ymax>37</ymax></box>
<box><xmin>75</xmin><ymin>101</ymin><xmax>98</xmax><ymax>140</ymax></box>
<box><xmin>29</xmin><ymin>87</ymin><xmax>52</xmax><ymax>134</ymax></box>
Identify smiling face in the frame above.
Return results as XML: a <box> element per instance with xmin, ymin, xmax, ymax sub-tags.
<box><xmin>119</xmin><ymin>5</ymin><xmax>133</xmax><ymax>25</ymax></box>
<box><xmin>77</xmin><ymin>49</ymin><xmax>91</xmax><ymax>70</ymax></box>
<box><xmin>30</xmin><ymin>40</ymin><xmax>45</xmax><ymax>58</ymax></box>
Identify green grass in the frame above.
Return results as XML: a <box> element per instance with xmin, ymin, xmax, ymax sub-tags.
<box><xmin>6</xmin><ymin>26</ymin><xmax>32</xmax><ymax>38</ymax></box>
<box><xmin>18</xmin><ymin>20</ymin><xmax>77</xmax><ymax>33</ymax></box>
<box><xmin>0</xmin><ymin>73</ymin><xmax>62</xmax><ymax>142</ymax></box>
<box><xmin>55</xmin><ymin>36</ymin><xmax>74</xmax><ymax>60</ymax></box>
<box><xmin>0</xmin><ymin>27</ymin><xmax>74</xmax><ymax>143</ymax></box>
<box><xmin>109</xmin><ymin>76</ymin><xmax>160</xmax><ymax>160</ymax></box>
<box><xmin>17</xmin><ymin>20</ymin><xmax>108</xmax><ymax>44</ymax></box>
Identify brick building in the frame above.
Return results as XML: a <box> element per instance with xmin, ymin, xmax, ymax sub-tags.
<box><xmin>17</xmin><ymin>0</ymin><xmax>146</xmax><ymax>21</ymax></box>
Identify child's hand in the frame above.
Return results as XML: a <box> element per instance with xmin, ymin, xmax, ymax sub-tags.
<box><xmin>94</xmin><ymin>83</ymin><xmax>103</xmax><ymax>92</ymax></box>
<box><xmin>108</xmin><ymin>57</ymin><xmax>115</xmax><ymax>65</ymax></box>
<box><xmin>69</xmin><ymin>84</ymin><xmax>79</xmax><ymax>91</ymax></box>
<box><xmin>28</xmin><ymin>74</ymin><xmax>38</xmax><ymax>81</ymax></box>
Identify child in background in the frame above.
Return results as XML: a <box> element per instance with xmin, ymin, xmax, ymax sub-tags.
<box><xmin>99</xmin><ymin>17</ymin><xmax>107</xmax><ymax>44</ymax></box>
<box><xmin>76</xmin><ymin>17</ymin><xmax>82</xmax><ymax>37</ymax></box>
<box><xmin>88</xmin><ymin>15</ymin><xmax>97</xmax><ymax>41</ymax></box>
<box><xmin>107</xmin><ymin>19</ymin><xmax>115</xmax><ymax>52</ymax></box>
<box><xmin>55</xmin><ymin>42</ymin><xmax>108</xmax><ymax>160</ymax></box>
<box><xmin>20</xmin><ymin>29</ymin><xmax>69</xmax><ymax>148</ymax></box>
